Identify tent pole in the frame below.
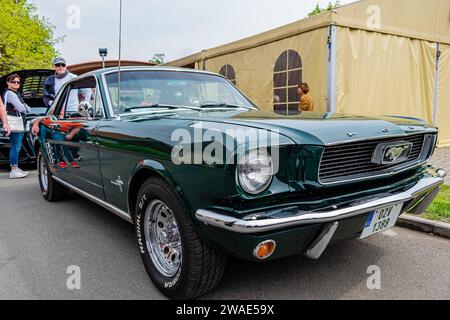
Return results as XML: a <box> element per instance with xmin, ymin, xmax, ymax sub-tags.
<box><xmin>327</xmin><ymin>25</ymin><xmax>337</xmax><ymax>113</ymax></box>
<box><xmin>433</xmin><ymin>43</ymin><xmax>440</xmax><ymax>126</ymax></box>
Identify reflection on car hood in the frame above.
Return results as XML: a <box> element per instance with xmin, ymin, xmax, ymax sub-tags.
<box><xmin>127</xmin><ymin>109</ymin><xmax>437</xmax><ymax>146</ymax></box>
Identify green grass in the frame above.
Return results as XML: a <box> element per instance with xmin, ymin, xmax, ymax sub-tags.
<box><xmin>421</xmin><ymin>185</ymin><xmax>450</xmax><ymax>223</ymax></box>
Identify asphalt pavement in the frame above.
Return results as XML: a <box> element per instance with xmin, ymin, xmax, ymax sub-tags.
<box><xmin>0</xmin><ymin>167</ymin><xmax>449</xmax><ymax>300</ymax></box>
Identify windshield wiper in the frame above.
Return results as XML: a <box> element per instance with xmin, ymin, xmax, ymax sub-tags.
<box><xmin>199</xmin><ymin>103</ymin><xmax>249</xmax><ymax>109</ymax></box>
<box><xmin>123</xmin><ymin>104</ymin><xmax>201</xmax><ymax>112</ymax></box>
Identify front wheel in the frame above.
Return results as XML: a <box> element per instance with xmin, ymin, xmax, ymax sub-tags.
<box><xmin>135</xmin><ymin>176</ymin><xmax>226</xmax><ymax>299</ymax></box>
<box><xmin>38</xmin><ymin>150</ymin><xmax>68</xmax><ymax>202</ymax></box>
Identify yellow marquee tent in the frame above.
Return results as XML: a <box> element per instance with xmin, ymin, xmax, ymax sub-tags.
<box><xmin>166</xmin><ymin>0</ymin><xmax>450</xmax><ymax>146</ymax></box>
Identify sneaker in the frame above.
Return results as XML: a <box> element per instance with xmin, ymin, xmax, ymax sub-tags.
<box><xmin>56</xmin><ymin>162</ymin><xmax>68</xmax><ymax>169</ymax></box>
<box><xmin>9</xmin><ymin>169</ymin><xmax>28</xmax><ymax>179</ymax></box>
<box><xmin>70</xmin><ymin>162</ymin><xmax>80</xmax><ymax>168</ymax></box>
<box><xmin>17</xmin><ymin>168</ymin><xmax>29</xmax><ymax>175</ymax></box>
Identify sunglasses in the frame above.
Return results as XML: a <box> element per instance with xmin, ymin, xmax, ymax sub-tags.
<box><xmin>9</xmin><ymin>81</ymin><xmax>20</xmax><ymax>84</ymax></box>
<box><xmin>55</xmin><ymin>63</ymin><xmax>66</xmax><ymax>67</ymax></box>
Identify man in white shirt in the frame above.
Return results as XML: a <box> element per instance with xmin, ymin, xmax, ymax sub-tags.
<box><xmin>43</xmin><ymin>57</ymin><xmax>77</xmax><ymax>108</ymax></box>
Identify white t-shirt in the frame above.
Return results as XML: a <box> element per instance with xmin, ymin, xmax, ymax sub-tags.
<box><xmin>54</xmin><ymin>72</ymin><xmax>77</xmax><ymax>95</ymax></box>
<box><xmin>66</xmin><ymin>88</ymin><xmax>93</xmax><ymax>113</ymax></box>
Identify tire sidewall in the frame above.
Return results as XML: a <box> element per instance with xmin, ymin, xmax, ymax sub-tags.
<box><xmin>37</xmin><ymin>150</ymin><xmax>50</xmax><ymax>198</ymax></box>
<box><xmin>135</xmin><ymin>181</ymin><xmax>190</xmax><ymax>298</ymax></box>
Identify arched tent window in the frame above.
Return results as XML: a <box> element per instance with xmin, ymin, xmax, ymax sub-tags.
<box><xmin>273</xmin><ymin>50</ymin><xmax>302</xmax><ymax>115</ymax></box>
<box><xmin>219</xmin><ymin>64</ymin><xmax>237</xmax><ymax>86</ymax></box>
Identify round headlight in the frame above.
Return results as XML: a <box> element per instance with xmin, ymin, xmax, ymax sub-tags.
<box><xmin>237</xmin><ymin>148</ymin><xmax>274</xmax><ymax>195</ymax></box>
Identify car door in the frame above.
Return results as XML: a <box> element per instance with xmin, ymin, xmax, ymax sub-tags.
<box><xmin>45</xmin><ymin>76</ymin><xmax>105</xmax><ymax>199</ymax></box>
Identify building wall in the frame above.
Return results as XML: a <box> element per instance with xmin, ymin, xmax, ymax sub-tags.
<box><xmin>203</xmin><ymin>28</ymin><xmax>329</xmax><ymax>113</ymax></box>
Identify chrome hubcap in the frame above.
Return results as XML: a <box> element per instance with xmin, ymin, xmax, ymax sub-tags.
<box><xmin>39</xmin><ymin>155</ymin><xmax>48</xmax><ymax>192</ymax></box>
<box><xmin>144</xmin><ymin>200</ymin><xmax>182</xmax><ymax>277</ymax></box>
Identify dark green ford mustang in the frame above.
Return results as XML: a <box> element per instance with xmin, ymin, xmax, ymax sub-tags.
<box><xmin>33</xmin><ymin>67</ymin><xmax>446</xmax><ymax>299</ymax></box>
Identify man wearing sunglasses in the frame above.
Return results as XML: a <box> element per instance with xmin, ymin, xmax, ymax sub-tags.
<box><xmin>43</xmin><ymin>57</ymin><xmax>76</xmax><ymax>108</ymax></box>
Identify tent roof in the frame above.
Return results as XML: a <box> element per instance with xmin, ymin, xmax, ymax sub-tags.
<box><xmin>166</xmin><ymin>0</ymin><xmax>450</xmax><ymax>66</ymax></box>
<box><xmin>333</xmin><ymin>0</ymin><xmax>450</xmax><ymax>44</ymax></box>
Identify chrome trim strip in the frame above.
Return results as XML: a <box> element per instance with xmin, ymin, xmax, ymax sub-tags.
<box><xmin>99</xmin><ymin>66</ymin><xmax>226</xmax><ymax>77</ymax></box>
<box><xmin>101</xmin><ymin>73</ymin><xmax>116</xmax><ymax>118</ymax></box>
<box><xmin>324</xmin><ymin>131</ymin><xmax>437</xmax><ymax>146</ymax></box>
<box><xmin>305</xmin><ymin>222</ymin><xmax>339</xmax><ymax>260</ymax></box>
<box><xmin>52</xmin><ymin>176</ymin><xmax>133</xmax><ymax>223</ymax></box>
<box><xmin>195</xmin><ymin>176</ymin><xmax>444</xmax><ymax>234</ymax></box>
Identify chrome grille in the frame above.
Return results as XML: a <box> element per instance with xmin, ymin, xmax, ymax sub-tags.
<box><xmin>319</xmin><ymin>134</ymin><xmax>429</xmax><ymax>184</ymax></box>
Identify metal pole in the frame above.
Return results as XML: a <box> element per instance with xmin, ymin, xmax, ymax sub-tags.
<box><xmin>102</xmin><ymin>56</ymin><xmax>105</xmax><ymax>69</ymax></box>
<box><xmin>433</xmin><ymin>43</ymin><xmax>440</xmax><ymax>126</ymax></box>
<box><xmin>326</xmin><ymin>25</ymin><xmax>337</xmax><ymax>113</ymax></box>
<box><xmin>117</xmin><ymin>0</ymin><xmax>123</xmax><ymax>113</ymax></box>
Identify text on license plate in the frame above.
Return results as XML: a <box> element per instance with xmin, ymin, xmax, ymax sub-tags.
<box><xmin>360</xmin><ymin>203</ymin><xmax>403</xmax><ymax>239</ymax></box>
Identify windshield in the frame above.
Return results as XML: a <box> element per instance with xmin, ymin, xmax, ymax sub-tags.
<box><xmin>104</xmin><ymin>70</ymin><xmax>256</xmax><ymax>115</ymax></box>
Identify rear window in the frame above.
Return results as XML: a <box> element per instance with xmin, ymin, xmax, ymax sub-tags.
<box><xmin>22</xmin><ymin>76</ymin><xmax>46</xmax><ymax>99</ymax></box>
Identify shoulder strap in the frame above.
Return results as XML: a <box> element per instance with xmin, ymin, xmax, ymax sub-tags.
<box><xmin>4</xmin><ymin>91</ymin><xmax>21</xmax><ymax>116</ymax></box>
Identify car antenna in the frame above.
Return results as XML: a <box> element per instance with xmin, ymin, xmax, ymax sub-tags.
<box><xmin>117</xmin><ymin>0</ymin><xmax>123</xmax><ymax>119</ymax></box>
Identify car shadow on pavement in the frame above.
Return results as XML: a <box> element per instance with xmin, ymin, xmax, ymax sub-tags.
<box><xmin>56</xmin><ymin>193</ymin><xmax>388</xmax><ymax>300</ymax></box>
<box><xmin>202</xmin><ymin>239</ymin><xmax>386</xmax><ymax>300</ymax></box>
<box><xmin>63</xmin><ymin>192</ymin><xmax>386</xmax><ymax>300</ymax></box>
<box><xmin>0</xmin><ymin>175</ymin><xmax>386</xmax><ymax>300</ymax></box>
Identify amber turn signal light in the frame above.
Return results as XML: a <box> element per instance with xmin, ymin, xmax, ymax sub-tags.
<box><xmin>253</xmin><ymin>240</ymin><xmax>276</xmax><ymax>260</ymax></box>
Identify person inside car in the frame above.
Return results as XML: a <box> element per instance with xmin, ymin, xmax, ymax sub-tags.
<box><xmin>43</xmin><ymin>57</ymin><xmax>76</xmax><ymax>108</ymax></box>
<box><xmin>4</xmin><ymin>74</ymin><xmax>32</xmax><ymax>179</ymax></box>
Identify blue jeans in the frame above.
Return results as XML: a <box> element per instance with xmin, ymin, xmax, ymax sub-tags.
<box><xmin>9</xmin><ymin>132</ymin><xmax>24</xmax><ymax>167</ymax></box>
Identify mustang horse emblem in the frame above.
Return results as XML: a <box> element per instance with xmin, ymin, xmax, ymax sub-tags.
<box><xmin>384</xmin><ymin>145</ymin><xmax>411</xmax><ymax>162</ymax></box>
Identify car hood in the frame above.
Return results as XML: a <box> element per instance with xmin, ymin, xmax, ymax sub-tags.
<box><xmin>127</xmin><ymin>109</ymin><xmax>437</xmax><ymax>146</ymax></box>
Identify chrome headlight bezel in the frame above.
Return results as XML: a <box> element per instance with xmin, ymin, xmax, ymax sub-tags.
<box><xmin>236</xmin><ymin>148</ymin><xmax>274</xmax><ymax>195</ymax></box>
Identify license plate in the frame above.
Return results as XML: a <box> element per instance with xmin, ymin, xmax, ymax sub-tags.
<box><xmin>360</xmin><ymin>203</ymin><xmax>403</xmax><ymax>239</ymax></box>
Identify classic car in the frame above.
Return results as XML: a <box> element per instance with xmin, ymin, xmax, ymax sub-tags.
<box><xmin>0</xmin><ymin>69</ymin><xmax>54</xmax><ymax>164</ymax></box>
<box><xmin>34</xmin><ymin>66</ymin><xmax>446</xmax><ymax>299</ymax></box>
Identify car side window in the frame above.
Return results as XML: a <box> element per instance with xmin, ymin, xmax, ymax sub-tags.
<box><xmin>60</xmin><ymin>77</ymin><xmax>100</xmax><ymax>120</ymax></box>
<box><xmin>52</xmin><ymin>85</ymin><xmax>70</xmax><ymax>119</ymax></box>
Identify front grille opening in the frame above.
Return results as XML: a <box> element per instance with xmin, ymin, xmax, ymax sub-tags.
<box><xmin>319</xmin><ymin>134</ymin><xmax>429</xmax><ymax>184</ymax></box>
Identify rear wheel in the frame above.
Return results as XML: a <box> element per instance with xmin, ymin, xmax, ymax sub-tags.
<box><xmin>38</xmin><ymin>150</ymin><xmax>68</xmax><ymax>201</ymax></box>
<box><xmin>135</xmin><ymin>176</ymin><xmax>226</xmax><ymax>299</ymax></box>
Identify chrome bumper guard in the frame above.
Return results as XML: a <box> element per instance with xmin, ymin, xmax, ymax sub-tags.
<box><xmin>196</xmin><ymin>176</ymin><xmax>444</xmax><ymax>234</ymax></box>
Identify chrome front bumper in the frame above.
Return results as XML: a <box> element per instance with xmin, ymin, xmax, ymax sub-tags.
<box><xmin>196</xmin><ymin>175</ymin><xmax>444</xmax><ymax>234</ymax></box>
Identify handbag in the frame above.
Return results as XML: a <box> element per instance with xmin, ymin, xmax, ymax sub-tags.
<box><xmin>6</xmin><ymin>114</ymin><xmax>25</xmax><ymax>132</ymax></box>
<box><xmin>4</xmin><ymin>92</ymin><xmax>24</xmax><ymax>133</ymax></box>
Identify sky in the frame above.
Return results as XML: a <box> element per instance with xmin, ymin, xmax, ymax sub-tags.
<box><xmin>29</xmin><ymin>0</ymin><xmax>357</xmax><ymax>65</ymax></box>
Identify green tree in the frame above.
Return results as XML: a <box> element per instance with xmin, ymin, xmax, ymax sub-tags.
<box><xmin>307</xmin><ymin>1</ymin><xmax>341</xmax><ymax>17</ymax></box>
<box><xmin>0</xmin><ymin>0</ymin><xmax>61</xmax><ymax>74</ymax></box>
<box><xmin>149</xmin><ymin>53</ymin><xmax>165</xmax><ymax>65</ymax></box>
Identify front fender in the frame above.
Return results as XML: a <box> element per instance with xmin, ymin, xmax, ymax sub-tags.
<box><xmin>127</xmin><ymin>159</ymin><xmax>216</xmax><ymax>245</ymax></box>
<box><xmin>128</xmin><ymin>159</ymin><xmax>194</xmax><ymax>219</ymax></box>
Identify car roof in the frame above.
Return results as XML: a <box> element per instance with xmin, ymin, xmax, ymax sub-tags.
<box><xmin>81</xmin><ymin>66</ymin><xmax>222</xmax><ymax>78</ymax></box>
